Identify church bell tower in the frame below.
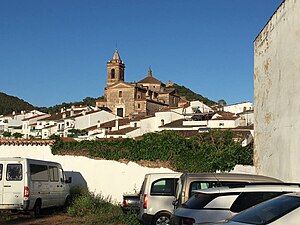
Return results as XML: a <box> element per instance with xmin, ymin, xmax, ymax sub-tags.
<box><xmin>106</xmin><ymin>49</ymin><xmax>125</xmax><ymax>87</ymax></box>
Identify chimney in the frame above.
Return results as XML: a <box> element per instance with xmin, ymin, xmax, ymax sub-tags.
<box><xmin>62</xmin><ymin>113</ymin><xmax>66</xmax><ymax>119</ymax></box>
<box><xmin>70</xmin><ymin>109</ymin><xmax>74</xmax><ymax>117</ymax></box>
<box><xmin>115</xmin><ymin>119</ymin><xmax>119</xmax><ymax>130</ymax></box>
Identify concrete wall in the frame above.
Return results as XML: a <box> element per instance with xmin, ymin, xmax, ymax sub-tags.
<box><xmin>254</xmin><ymin>0</ymin><xmax>300</xmax><ymax>182</ymax></box>
<box><xmin>0</xmin><ymin>144</ymin><xmax>174</xmax><ymax>203</ymax></box>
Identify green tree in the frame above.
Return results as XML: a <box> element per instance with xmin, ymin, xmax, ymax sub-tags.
<box><xmin>12</xmin><ymin>132</ymin><xmax>23</xmax><ymax>139</ymax></box>
<box><xmin>2</xmin><ymin>131</ymin><xmax>11</xmax><ymax>137</ymax></box>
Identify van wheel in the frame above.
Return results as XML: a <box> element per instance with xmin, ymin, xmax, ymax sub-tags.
<box><xmin>64</xmin><ymin>195</ymin><xmax>72</xmax><ymax>207</ymax></box>
<box><xmin>33</xmin><ymin>199</ymin><xmax>41</xmax><ymax>218</ymax></box>
<box><xmin>152</xmin><ymin>212</ymin><xmax>171</xmax><ymax>225</ymax></box>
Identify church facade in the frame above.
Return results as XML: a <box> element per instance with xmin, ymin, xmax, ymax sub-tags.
<box><xmin>96</xmin><ymin>50</ymin><xmax>181</xmax><ymax>117</ymax></box>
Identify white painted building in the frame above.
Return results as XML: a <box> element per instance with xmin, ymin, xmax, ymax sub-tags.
<box><xmin>223</xmin><ymin>102</ymin><xmax>253</xmax><ymax>114</ymax></box>
<box><xmin>254</xmin><ymin>0</ymin><xmax>300</xmax><ymax>182</ymax></box>
<box><xmin>0</xmin><ymin>110</ymin><xmax>45</xmax><ymax>135</ymax></box>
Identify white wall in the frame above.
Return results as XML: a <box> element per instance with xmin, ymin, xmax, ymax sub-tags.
<box><xmin>223</xmin><ymin>102</ymin><xmax>253</xmax><ymax>114</ymax></box>
<box><xmin>75</xmin><ymin>111</ymin><xmax>116</xmax><ymax>130</ymax></box>
<box><xmin>254</xmin><ymin>0</ymin><xmax>300</xmax><ymax>182</ymax></box>
<box><xmin>0</xmin><ymin>144</ymin><xmax>174</xmax><ymax>203</ymax></box>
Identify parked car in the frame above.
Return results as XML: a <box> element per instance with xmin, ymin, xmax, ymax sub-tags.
<box><xmin>173</xmin><ymin>173</ymin><xmax>282</xmax><ymax>208</ymax></box>
<box><xmin>170</xmin><ymin>183</ymin><xmax>300</xmax><ymax>225</ymax></box>
<box><xmin>121</xmin><ymin>193</ymin><xmax>140</xmax><ymax>214</ymax></box>
<box><xmin>202</xmin><ymin>192</ymin><xmax>300</xmax><ymax>225</ymax></box>
<box><xmin>139</xmin><ymin>172</ymin><xmax>182</xmax><ymax>225</ymax></box>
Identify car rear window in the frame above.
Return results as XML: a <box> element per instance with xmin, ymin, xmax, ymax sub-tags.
<box><xmin>232</xmin><ymin>195</ymin><xmax>300</xmax><ymax>224</ymax></box>
<box><xmin>230</xmin><ymin>192</ymin><xmax>284</xmax><ymax>213</ymax></box>
<box><xmin>150</xmin><ymin>178</ymin><xmax>178</xmax><ymax>196</ymax></box>
<box><xmin>189</xmin><ymin>181</ymin><xmax>248</xmax><ymax>198</ymax></box>
<box><xmin>183</xmin><ymin>193</ymin><xmax>221</xmax><ymax>209</ymax></box>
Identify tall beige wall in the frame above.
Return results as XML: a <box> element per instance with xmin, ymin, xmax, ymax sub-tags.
<box><xmin>254</xmin><ymin>0</ymin><xmax>300</xmax><ymax>182</ymax></box>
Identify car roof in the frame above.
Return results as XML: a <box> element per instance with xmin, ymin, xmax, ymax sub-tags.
<box><xmin>193</xmin><ymin>183</ymin><xmax>300</xmax><ymax>194</ymax></box>
<box><xmin>181</xmin><ymin>173</ymin><xmax>282</xmax><ymax>182</ymax></box>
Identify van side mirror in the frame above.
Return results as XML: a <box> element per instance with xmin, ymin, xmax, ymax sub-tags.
<box><xmin>65</xmin><ymin>177</ymin><xmax>72</xmax><ymax>183</ymax></box>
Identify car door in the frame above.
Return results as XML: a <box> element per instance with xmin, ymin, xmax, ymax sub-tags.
<box><xmin>2</xmin><ymin>163</ymin><xmax>24</xmax><ymax>207</ymax></box>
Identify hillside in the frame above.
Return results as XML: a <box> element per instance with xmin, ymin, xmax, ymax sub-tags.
<box><xmin>0</xmin><ymin>83</ymin><xmax>215</xmax><ymax>114</ymax></box>
<box><xmin>170</xmin><ymin>83</ymin><xmax>216</xmax><ymax>105</ymax></box>
<box><xmin>0</xmin><ymin>92</ymin><xmax>35</xmax><ymax>115</ymax></box>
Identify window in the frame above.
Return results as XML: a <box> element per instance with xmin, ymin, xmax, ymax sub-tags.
<box><xmin>189</xmin><ymin>181</ymin><xmax>248</xmax><ymax>199</ymax></box>
<box><xmin>150</xmin><ymin>178</ymin><xmax>178</xmax><ymax>196</ymax></box>
<box><xmin>219</xmin><ymin>123</ymin><xmax>224</xmax><ymax>126</ymax></box>
<box><xmin>119</xmin><ymin>91</ymin><xmax>122</xmax><ymax>97</ymax></box>
<box><xmin>111</xmin><ymin>69</ymin><xmax>115</xmax><ymax>79</ymax></box>
<box><xmin>161</xmin><ymin>119</ymin><xmax>165</xmax><ymax>126</ymax></box>
<box><xmin>0</xmin><ymin>164</ymin><xmax>3</xmax><ymax>181</ymax></box>
<box><xmin>184</xmin><ymin>193</ymin><xmax>220</xmax><ymax>209</ymax></box>
<box><xmin>6</xmin><ymin>164</ymin><xmax>22</xmax><ymax>181</ymax></box>
<box><xmin>232</xmin><ymin>195</ymin><xmax>300</xmax><ymax>225</ymax></box>
<box><xmin>230</xmin><ymin>192</ymin><xmax>284</xmax><ymax>213</ymax></box>
<box><xmin>189</xmin><ymin>182</ymin><xmax>219</xmax><ymax>198</ymax></box>
<box><xmin>30</xmin><ymin>164</ymin><xmax>49</xmax><ymax>181</ymax></box>
<box><xmin>137</xmin><ymin>103</ymin><xmax>141</xmax><ymax>109</ymax></box>
<box><xmin>134</xmin><ymin>123</ymin><xmax>137</xmax><ymax>127</ymax></box>
<box><xmin>49</xmin><ymin>166</ymin><xmax>59</xmax><ymax>182</ymax></box>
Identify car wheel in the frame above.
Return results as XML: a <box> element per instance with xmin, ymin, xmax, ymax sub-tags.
<box><xmin>153</xmin><ymin>212</ymin><xmax>171</xmax><ymax>225</ymax></box>
<box><xmin>33</xmin><ymin>199</ymin><xmax>42</xmax><ymax>218</ymax></box>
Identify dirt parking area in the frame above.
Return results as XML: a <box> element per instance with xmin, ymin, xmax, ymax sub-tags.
<box><xmin>0</xmin><ymin>210</ymin><xmax>85</xmax><ymax>225</ymax></box>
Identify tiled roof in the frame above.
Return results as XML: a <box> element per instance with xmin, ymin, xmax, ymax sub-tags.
<box><xmin>138</xmin><ymin>76</ymin><xmax>162</xmax><ymax>84</ymax></box>
<box><xmin>22</xmin><ymin>114</ymin><xmax>49</xmax><ymax>121</ymax></box>
<box><xmin>160</xmin><ymin>119</ymin><xmax>185</xmax><ymax>128</ymax></box>
<box><xmin>107</xmin><ymin>127</ymin><xmax>139</xmax><ymax>135</ymax></box>
<box><xmin>212</xmin><ymin>111</ymin><xmax>238</xmax><ymax>120</ymax></box>
<box><xmin>42</xmin><ymin>124</ymin><xmax>57</xmax><ymax>129</ymax></box>
<box><xmin>39</xmin><ymin>112</ymin><xmax>66</xmax><ymax>121</ymax></box>
<box><xmin>100</xmin><ymin>118</ymin><xmax>130</xmax><ymax>128</ymax></box>
<box><xmin>0</xmin><ymin>139</ymin><xmax>55</xmax><ymax>146</ymax></box>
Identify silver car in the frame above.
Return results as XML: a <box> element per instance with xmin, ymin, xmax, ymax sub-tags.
<box><xmin>170</xmin><ymin>184</ymin><xmax>300</xmax><ymax>225</ymax></box>
<box><xmin>200</xmin><ymin>192</ymin><xmax>300</xmax><ymax>225</ymax></box>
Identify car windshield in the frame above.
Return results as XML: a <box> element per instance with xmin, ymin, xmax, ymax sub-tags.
<box><xmin>231</xmin><ymin>195</ymin><xmax>300</xmax><ymax>224</ymax></box>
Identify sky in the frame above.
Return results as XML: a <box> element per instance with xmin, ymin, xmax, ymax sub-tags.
<box><xmin>0</xmin><ymin>0</ymin><xmax>283</xmax><ymax>107</ymax></box>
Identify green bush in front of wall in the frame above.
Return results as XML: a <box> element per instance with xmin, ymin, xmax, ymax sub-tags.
<box><xmin>51</xmin><ymin>130</ymin><xmax>253</xmax><ymax>172</ymax></box>
<box><xmin>68</xmin><ymin>191</ymin><xmax>140</xmax><ymax>225</ymax></box>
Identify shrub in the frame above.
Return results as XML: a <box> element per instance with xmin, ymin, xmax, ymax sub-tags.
<box><xmin>68</xmin><ymin>191</ymin><xmax>140</xmax><ymax>225</ymax></box>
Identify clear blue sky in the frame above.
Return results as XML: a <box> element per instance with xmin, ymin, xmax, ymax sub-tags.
<box><xmin>0</xmin><ymin>0</ymin><xmax>283</xmax><ymax>107</ymax></box>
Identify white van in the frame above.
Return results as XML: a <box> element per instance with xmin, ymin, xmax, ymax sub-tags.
<box><xmin>139</xmin><ymin>172</ymin><xmax>182</xmax><ymax>225</ymax></box>
<box><xmin>0</xmin><ymin>157</ymin><xmax>71</xmax><ymax>217</ymax></box>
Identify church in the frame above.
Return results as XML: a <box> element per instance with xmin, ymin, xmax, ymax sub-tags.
<box><xmin>96</xmin><ymin>50</ymin><xmax>181</xmax><ymax>117</ymax></box>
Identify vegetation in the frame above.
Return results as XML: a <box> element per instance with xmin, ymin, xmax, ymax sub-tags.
<box><xmin>170</xmin><ymin>83</ymin><xmax>216</xmax><ymax>106</ymax></box>
<box><xmin>68</xmin><ymin>190</ymin><xmax>139</xmax><ymax>225</ymax></box>
<box><xmin>0</xmin><ymin>82</ymin><xmax>214</xmax><ymax>115</ymax></box>
<box><xmin>52</xmin><ymin>130</ymin><xmax>253</xmax><ymax>172</ymax></box>
<box><xmin>38</xmin><ymin>96</ymin><xmax>105</xmax><ymax>114</ymax></box>
<box><xmin>0</xmin><ymin>92</ymin><xmax>35</xmax><ymax>115</ymax></box>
